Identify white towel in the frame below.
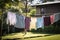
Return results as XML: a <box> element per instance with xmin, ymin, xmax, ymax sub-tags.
<box><xmin>7</xmin><ymin>12</ymin><xmax>16</xmax><ymax>25</ymax></box>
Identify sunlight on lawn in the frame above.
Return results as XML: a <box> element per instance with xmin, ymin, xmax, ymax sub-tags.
<box><xmin>23</xmin><ymin>34</ymin><xmax>60</xmax><ymax>40</ymax></box>
<box><xmin>2</xmin><ymin>32</ymin><xmax>60</xmax><ymax>40</ymax></box>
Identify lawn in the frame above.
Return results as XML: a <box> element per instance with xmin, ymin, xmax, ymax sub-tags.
<box><xmin>23</xmin><ymin>34</ymin><xmax>60</xmax><ymax>40</ymax></box>
<box><xmin>2</xmin><ymin>32</ymin><xmax>60</xmax><ymax>40</ymax></box>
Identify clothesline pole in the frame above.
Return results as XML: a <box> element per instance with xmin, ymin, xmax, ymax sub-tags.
<box><xmin>24</xmin><ymin>0</ymin><xmax>28</xmax><ymax>35</ymax></box>
<box><xmin>25</xmin><ymin>0</ymin><xmax>28</xmax><ymax>17</ymax></box>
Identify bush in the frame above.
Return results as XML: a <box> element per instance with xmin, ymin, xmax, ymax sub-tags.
<box><xmin>30</xmin><ymin>29</ymin><xmax>36</xmax><ymax>32</ymax></box>
<box><xmin>36</xmin><ymin>28</ymin><xmax>43</xmax><ymax>32</ymax></box>
<box><xmin>53</xmin><ymin>20</ymin><xmax>60</xmax><ymax>33</ymax></box>
<box><xmin>44</xmin><ymin>25</ymin><xmax>54</xmax><ymax>33</ymax></box>
<box><xmin>44</xmin><ymin>20</ymin><xmax>60</xmax><ymax>34</ymax></box>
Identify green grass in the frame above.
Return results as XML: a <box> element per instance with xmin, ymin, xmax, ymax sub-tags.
<box><xmin>2</xmin><ymin>32</ymin><xmax>60</xmax><ymax>40</ymax></box>
<box><xmin>2</xmin><ymin>33</ymin><xmax>24</xmax><ymax>39</ymax></box>
<box><xmin>23</xmin><ymin>34</ymin><xmax>60</xmax><ymax>40</ymax></box>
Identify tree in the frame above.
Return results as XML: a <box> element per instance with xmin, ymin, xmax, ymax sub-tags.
<box><xmin>0</xmin><ymin>0</ymin><xmax>19</xmax><ymax>40</ymax></box>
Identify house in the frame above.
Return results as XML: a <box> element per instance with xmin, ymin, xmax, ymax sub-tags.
<box><xmin>31</xmin><ymin>1</ymin><xmax>60</xmax><ymax>16</ymax></box>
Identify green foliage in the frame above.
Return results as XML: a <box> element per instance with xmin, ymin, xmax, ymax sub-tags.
<box><xmin>53</xmin><ymin>20</ymin><xmax>60</xmax><ymax>33</ymax></box>
<box><xmin>44</xmin><ymin>21</ymin><xmax>60</xmax><ymax>34</ymax></box>
<box><xmin>30</xmin><ymin>9</ymin><xmax>36</xmax><ymax>15</ymax></box>
<box><xmin>30</xmin><ymin>29</ymin><xmax>36</xmax><ymax>32</ymax></box>
<box><xmin>18</xmin><ymin>2</ymin><xmax>25</xmax><ymax>8</ymax></box>
<box><xmin>0</xmin><ymin>0</ymin><xmax>12</xmax><ymax>9</ymax></box>
<box><xmin>44</xmin><ymin>25</ymin><xmax>55</xmax><ymax>33</ymax></box>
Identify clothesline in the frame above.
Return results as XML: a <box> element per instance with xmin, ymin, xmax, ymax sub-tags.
<box><xmin>6</xmin><ymin>11</ymin><xmax>60</xmax><ymax>30</ymax></box>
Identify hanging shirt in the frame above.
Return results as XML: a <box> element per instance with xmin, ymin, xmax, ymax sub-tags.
<box><xmin>58</xmin><ymin>13</ymin><xmax>60</xmax><ymax>20</ymax></box>
<box><xmin>14</xmin><ymin>14</ymin><xmax>25</xmax><ymax>28</ymax></box>
<box><xmin>44</xmin><ymin>16</ymin><xmax>51</xmax><ymax>26</ymax></box>
<box><xmin>36</xmin><ymin>16</ymin><xmax>44</xmax><ymax>29</ymax></box>
<box><xmin>30</xmin><ymin>17</ymin><xmax>37</xmax><ymax>30</ymax></box>
<box><xmin>54</xmin><ymin>13</ymin><xmax>60</xmax><ymax>22</ymax></box>
<box><xmin>25</xmin><ymin>17</ymin><xmax>31</xmax><ymax>30</ymax></box>
<box><xmin>7</xmin><ymin>12</ymin><xmax>16</xmax><ymax>25</ymax></box>
<box><xmin>50</xmin><ymin>15</ymin><xmax>54</xmax><ymax>24</ymax></box>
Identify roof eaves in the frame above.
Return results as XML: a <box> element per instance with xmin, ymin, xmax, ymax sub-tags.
<box><xmin>31</xmin><ymin>1</ymin><xmax>60</xmax><ymax>6</ymax></box>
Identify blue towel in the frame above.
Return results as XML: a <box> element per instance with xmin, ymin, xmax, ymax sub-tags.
<box><xmin>14</xmin><ymin>14</ymin><xmax>25</xmax><ymax>28</ymax></box>
<box><xmin>36</xmin><ymin>17</ymin><xmax>44</xmax><ymax>29</ymax></box>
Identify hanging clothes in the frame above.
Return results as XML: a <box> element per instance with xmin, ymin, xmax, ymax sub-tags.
<box><xmin>54</xmin><ymin>13</ymin><xmax>60</xmax><ymax>22</ymax></box>
<box><xmin>58</xmin><ymin>13</ymin><xmax>60</xmax><ymax>20</ymax></box>
<box><xmin>36</xmin><ymin>16</ymin><xmax>44</xmax><ymax>29</ymax></box>
<box><xmin>57</xmin><ymin>13</ymin><xmax>60</xmax><ymax>21</ymax></box>
<box><xmin>50</xmin><ymin>15</ymin><xmax>55</xmax><ymax>24</ymax></box>
<box><xmin>14</xmin><ymin>14</ymin><xmax>25</xmax><ymax>28</ymax></box>
<box><xmin>7</xmin><ymin>12</ymin><xmax>16</xmax><ymax>25</ymax></box>
<box><xmin>30</xmin><ymin>17</ymin><xmax>37</xmax><ymax>30</ymax></box>
<box><xmin>44</xmin><ymin>16</ymin><xmax>51</xmax><ymax>26</ymax></box>
<box><xmin>25</xmin><ymin>17</ymin><xmax>31</xmax><ymax>31</ymax></box>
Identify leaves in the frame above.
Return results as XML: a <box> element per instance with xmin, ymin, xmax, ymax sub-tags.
<box><xmin>30</xmin><ymin>9</ymin><xmax>36</xmax><ymax>15</ymax></box>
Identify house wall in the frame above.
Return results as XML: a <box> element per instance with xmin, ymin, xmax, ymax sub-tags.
<box><xmin>36</xmin><ymin>6</ymin><xmax>41</xmax><ymax>15</ymax></box>
<box><xmin>36</xmin><ymin>3</ymin><xmax>60</xmax><ymax>16</ymax></box>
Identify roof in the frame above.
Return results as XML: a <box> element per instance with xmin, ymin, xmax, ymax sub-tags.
<box><xmin>31</xmin><ymin>1</ymin><xmax>60</xmax><ymax>6</ymax></box>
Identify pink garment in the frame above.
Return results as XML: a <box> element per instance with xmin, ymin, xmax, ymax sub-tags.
<box><xmin>25</xmin><ymin>17</ymin><xmax>31</xmax><ymax>30</ymax></box>
<box><xmin>50</xmin><ymin>15</ymin><xmax>54</xmax><ymax>24</ymax></box>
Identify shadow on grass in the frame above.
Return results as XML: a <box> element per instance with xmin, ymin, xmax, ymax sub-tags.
<box><xmin>2</xmin><ymin>33</ymin><xmax>17</xmax><ymax>37</ymax></box>
<box><xmin>3</xmin><ymin>34</ymin><xmax>60</xmax><ymax>40</ymax></box>
<box><xmin>3</xmin><ymin>34</ymin><xmax>52</xmax><ymax>40</ymax></box>
<box><xmin>3</xmin><ymin>31</ymin><xmax>60</xmax><ymax>40</ymax></box>
<box><xmin>3</xmin><ymin>38</ymin><xmax>22</xmax><ymax>40</ymax></box>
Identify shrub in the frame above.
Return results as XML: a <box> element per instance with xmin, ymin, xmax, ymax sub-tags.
<box><xmin>44</xmin><ymin>20</ymin><xmax>60</xmax><ymax>34</ymax></box>
<box><xmin>44</xmin><ymin>25</ymin><xmax>55</xmax><ymax>33</ymax></box>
